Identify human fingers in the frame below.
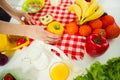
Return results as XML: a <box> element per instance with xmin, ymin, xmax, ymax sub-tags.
<box><xmin>45</xmin><ymin>30</ymin><xmax>61</xmax><ymax>39</ymax></box>
<box><xmin>45</xmin><ymin>32</ymin><xmax>61</xmax><ymax>44</ymax></box>
<box><xmin>44</xmin><ymin>37</ymin><xmax>60</xmax><ymax>44</ymax></box>
<box><xmin>35</xmin><ymin>26</ymin><xmax>61</xmax><ymax>44</ymax></box>
<box><xmin>23</xmin><ymin>13</ymin><xmax>35</xmax><ymax>25</ymax></box>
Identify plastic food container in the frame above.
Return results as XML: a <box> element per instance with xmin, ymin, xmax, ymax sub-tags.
<box><xmin>22</xmin><ymin>0</ymin><xmax>45</xmax><ymax>13</ymax></box>
<box><xmin>0</xmin><ymin>34</ymin><xmax>29</xmax><ymax>52</ymax></box>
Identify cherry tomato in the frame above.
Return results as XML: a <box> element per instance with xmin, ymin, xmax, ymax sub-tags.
<box><xmin>29</xmin><ymin>38</ymin><xmax>34</xmax><ymax>43</ymax></box>
<box><xmin>16</xmin><ymin>37</ymin><xmax>26</xmax><ymax>46</ymax></box>
<box><xmin>4</xmin><ymin>75</ymin><xmax>14</xmax><ymax>80</ymax></box>
<box><xmin>27</xmin><ymin>38</ymin><xmax>34</xmax><ymax>46</ymax></box>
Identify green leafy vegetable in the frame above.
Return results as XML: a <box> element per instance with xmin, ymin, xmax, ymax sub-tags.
<box><xmin>74</xmin><ymin>57</ymin><xmax>120</xmax><ymax>80</ymax></box>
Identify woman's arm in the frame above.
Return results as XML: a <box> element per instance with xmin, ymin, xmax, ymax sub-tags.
<box><xmin>0</xmin><ymin>20</ymin><xmax>60</xmax><ymax>44</ymax></box>
<box><xmin>0</xmin><ymin>0</ymin><xmax>35</xmax><ymax>24</ymax></box>
<box><xmin>0</xmin><ymin>20</ymin><xmax>28</xmax><ymax>36</ymax></box>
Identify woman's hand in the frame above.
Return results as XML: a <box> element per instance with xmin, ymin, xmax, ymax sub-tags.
<box><xmin>27</xmin><ymin>26</ymin><xmax>61</xmax><ymax>44</ymax></box>
<box><xmin>10</xmin><ymin>9</ymin><xmax>35</xmax><ymax>25</ymax></box>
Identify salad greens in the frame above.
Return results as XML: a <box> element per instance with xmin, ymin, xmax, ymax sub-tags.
<box><xmin>74</xmin><ymin>57</ymin><xmax>120</xmax><ymax>80</ymax></box>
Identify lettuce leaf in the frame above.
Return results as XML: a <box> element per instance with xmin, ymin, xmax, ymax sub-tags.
<box><xmin>74</xmin><ymin>57</ymin><xmax>120</xmax><ymax>80</ymax></box>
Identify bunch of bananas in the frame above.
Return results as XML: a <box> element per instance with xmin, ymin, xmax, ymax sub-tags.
<box><xmin>68</xmin><ymin>0</ymin><xmax>104</xmax><ymax>25</ymax></box>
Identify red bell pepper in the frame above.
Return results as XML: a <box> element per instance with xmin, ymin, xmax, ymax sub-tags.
<box><xmin>85</xmin><ymin>34</ymin><xmax>109</xmax><ymax>57</ymax></box>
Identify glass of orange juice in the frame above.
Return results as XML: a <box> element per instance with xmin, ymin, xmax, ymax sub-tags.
<box><xmin>49</xmin><ymin>62</ymin><xmax>70</xmax><ymax>80</ymax></box>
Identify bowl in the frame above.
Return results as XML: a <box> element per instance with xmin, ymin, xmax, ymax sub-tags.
<box><xmin>22</xmin><ymin>0</ymin><xmax>45</xmax><ymax>13</ymax></box>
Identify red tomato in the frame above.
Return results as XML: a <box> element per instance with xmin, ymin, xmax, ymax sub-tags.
<box><xmin>16</xmin><ymin>37</ymin><xmax>26</xmax><ymax>46</ymax></box>
<box><xmin>4</xmin><ymin>75</ymin><xmax>14</xmax><ymax>80</ymax></box>
<box><xmin>29</xmin><ymin>38</ymin><xmax>34</xmax><ymax>43</ymax></box>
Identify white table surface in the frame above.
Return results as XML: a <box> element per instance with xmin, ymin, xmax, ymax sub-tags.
<box><xmin>1</xmin><ymin>0</ymin><xmax>120</xmax><ymax>79</ymax></box>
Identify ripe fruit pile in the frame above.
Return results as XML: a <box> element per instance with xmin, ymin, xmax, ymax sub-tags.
<box><xmin>66</xmin><ymin>14</ymin><xmax>120</xmax><ymax>39</ymax></box>
<box><xmin>90</xmin><ymin>14</ymin><xmax>120</xmax><ymax>39</ymax></box>
<box><xmin>65</xmin><ymin>14</ymin><xmax>120</xmax><ymax>57</ymax></box>
<box><xmin>67</xmin><ymin>0</ymin><xmax>120</xmax><ymax>39</ymax></box>
<box><xmin>100</xmin><ymin>15</ymin><xmax>120</xmax><ymax>39</ymax></box>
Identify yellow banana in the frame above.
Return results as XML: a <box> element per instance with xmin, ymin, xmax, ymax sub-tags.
<box><xmin>80</xmin><ymin>5</ymin><xmax>104</xmax><ymax>24</ymax></box>
<box><xmin>76</xmin><ymin>0</ymin><xmax>88</xmax><ymax>17</ymax></box>
<box><xmin>68</xmin><ymin>4</ymin><xmax>82</xmax><ymax>20</ymax></box>
<box><xmin>84</xmin><ymin>0</ymin><xmax>99</xmax><ymax>17</ymax></box>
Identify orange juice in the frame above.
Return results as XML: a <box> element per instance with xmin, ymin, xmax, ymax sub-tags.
<box><xmin>50</xmin><ymin>62</ymin><xmax>69</xmax><ymax>80</ymax></box>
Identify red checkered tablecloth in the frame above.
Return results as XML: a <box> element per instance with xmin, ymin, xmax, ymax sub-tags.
<box><xmin>28</xmin><ymin>0</ymin><xmax>86</xmax><ymax>60</ymax></box>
